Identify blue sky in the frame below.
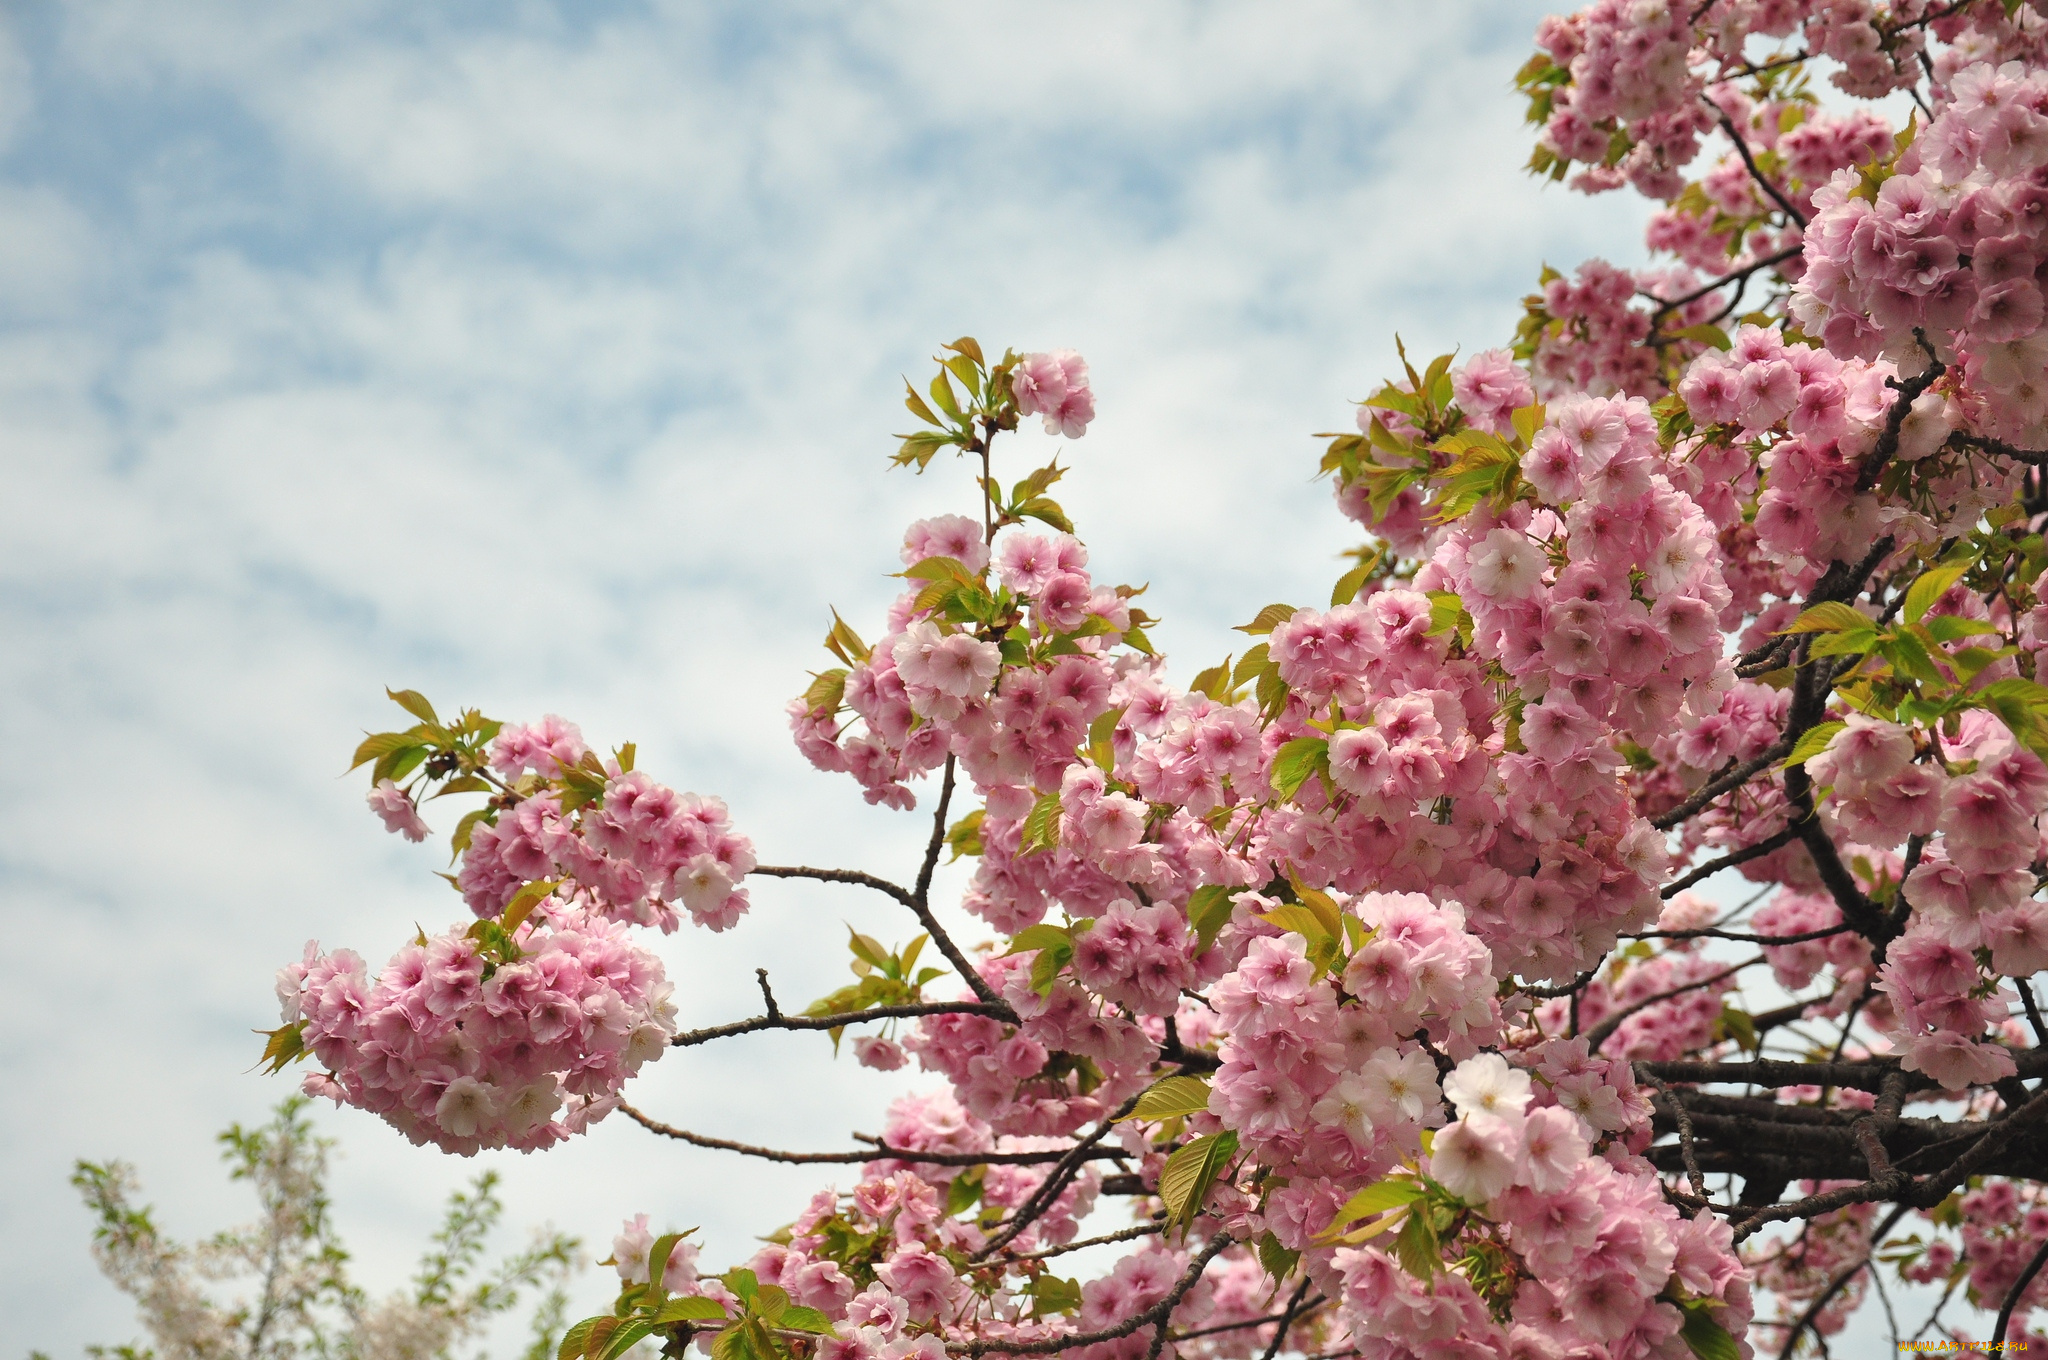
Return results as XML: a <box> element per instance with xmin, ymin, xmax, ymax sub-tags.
<box><xmin>1</xmin><ymin>2</ymin><xmax>1662</xmax><ymax>1351</ymax></box>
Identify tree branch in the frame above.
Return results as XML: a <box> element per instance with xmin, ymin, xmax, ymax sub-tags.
<box><xmin>956</xmin><ymin>1233</ymin><xmax>1236</xmax><ymax>1356</ymax></box>
<box><xmin>1586</xmin><ymin>958</ymin><xmax>1764</xmax><ymax>1053</ymax></box>
<box><xmin>976</xmin><ymin>1092</ymin><xmax>1148</xmax><ymax>1260</ymax></box>
<box><xmin>670</xmin><ymin>999</ymin><xmax>1012</xmax><ymax>1049</ymax></box>
<box><xmin>1774</xmin><ymin>1203</ymin><xmax>1911</xmax><ymax>1360</ymax></box>
<box><xmin>1993</xmin><ymin>1232</ymin><xmax>2048</xmax><ymax>1347</ymax></box>
<box><xmin>1713</xmin><ymin>110</ymin><xmax>1807</xmax><ymax>227</ymax></box>
<box><xmin>1656</xmin><ymin>826</ymin><xmax>1799</xmax><ymax>898</ymax></box>
<box><xmin>619</xmin><ymin>1104</ymin><xmax>1116</xmax><ymax>1167</ymax></box>
<box><xmin>1650</xmin><ymin>741</ymin><xmax>1791</xmax><ymax>830</ymax></box>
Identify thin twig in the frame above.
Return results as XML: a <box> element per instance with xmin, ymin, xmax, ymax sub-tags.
<box><xmin>1651</xmin><ymin>741</ymin><xmax>1792</xmax><ymax>830</ymax></box>
<box><xmin>1258</xmin><ymin>1281</ymin><xmax>1319</xmax><ymax>1360</ymax></box>
<box><xmin>670</xmin><ymin>999</ymin><xmax>1011</xmax><ymax>1048</ymax></box>
<box><xmin>1586</xmin><ymin>958</ymin><xmax>1765</xmax><ymax>1053</ymax></box>
<box><xmin>976</xmin><ymin>1091</ymin><xmax>1148</xmax><ymax>1260</ymax></box>
<box><xmin>955</xmin><ymin>1233</ymin><xmax>1236</xmax><ymax>1356</ymax></box>
<box><xmin>1993</xmin><ymin>1233</ymin><xmax>2048</xmax><ymax>1346</ymax></box>
<box><xmin>1714</xmin><ymin>109</ymin><xmax>1808</xmax><ymax>227</ymax></box>
<box><xmin>1657</xmin><ymin>826</ymin><xmax>1799</xmax><ymax>898</ymax></box>
<box><xmin>1774</xmin><ymin>1203</ymin><xmax>1911</xmax><ymax>1360</ymax></box>
<box><xmin>620</xmin><ymin>1104</ymin><xmax>1113</xmax><ymax>1166</ymax></box>
<box><xmin>1012</xmin><ymin>1221</ymin><xmax>1165</xmax><ymax>1262</ymax></box>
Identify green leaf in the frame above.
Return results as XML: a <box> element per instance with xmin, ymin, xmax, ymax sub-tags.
<box><xmin>1016</xmin><ymin>496</ymin><xmax>1074</xmax><ymax>533</ymax></box>
<box><xmin>1330</xmin><ymin>549</ymin><xmax>1382</xmax><ymax>606</ymax></box>
<box><xmin>1188</xmin><ymin>658</ymin><xmax>1232</xmax><ymax>700</ymax></box>
<box><xmin>1256</xmin><ymin>666</ymin><xmax>1289</xmax><ymax>722</ymax></box>
<box><xmin>779</xmin><ymin>1307</ymin><xmax>835</xmax><ymax>1335</ymax></box>
<box><xmin>1718</xmin><ymin>1003</ymin><xmax>1759</xmax><ymax>1055</ymax></box>
<box><xmin>710</xmin><ymin>1326</ymin><xmax>748</xmax><ymax>1360</ymax></box>
<box><xmin>1259</xmin><ymin>903</ymin><xmax>1334</xmax><ymax>945</ymax></box>
<box><xmin>824</xmin><ymin>610</ymin><xmax>870</xmax><ymax>666</ymax></box>
<box><xmin>449</xmin><ymin>807</ymin><xmax>493</xmax><ymax>859</ymax></box>
<box><xmin>1012</xmin><ymin>461</ymin><xmax>1065</xmax><ymax>503</ymax></box>
<box><xmin>904</xmin><ymin>379</ymin><xmax>942</xmax><ymax>427</ymax></box>
<box><xmin>847</xmin><ymin>928</ymin><xmax>892</xmax><ymax>972</ymax></box>
<box><xmin>1087</xmin><ymin>706</ymin><xmax>1124</xmax><ymax>773</ymax></box>
<box><xmin>1270</xmin><ymin>737</ymin><xmax>1329</xmax><ymax>801</ymax></box>
<box><xmin>942</xmin><ymin>353</ymin><xmax>983</xmax><ymax>400</ymax></box>
<box><xmin>579</xmin><ymin>1318</ymin><xmax>620</xmax><ymax>1360</ymax></box>
<box><xmin>557</xmin><ymin>1317</ymin><xmax>599</xmax><ymax>1360</ymax></box>
<box><xmin>1158</xmin><ymin>1130</ymin><xmax>1238</xmax><ymax>1229</ymax></box>
<box><xmin>901</xmin><ymin>555</ymin><xmax>977</xmax><ymax>584</ymax></box>
<box><xmin>1285</xmin><ymin>872</ymin><xmax>1346</xmax><ymax>940</ymax></box>
<box><xmin>1030</xmin><ymin>945</ymin><xmax>1071</xmax><ymax>997</ymax></box>
<box><xmin>1673</xmin><ymin>323</ymin><xmax>1731</xmax><ymax>350</ymax></box>
<box><xmin>1425</xmin><ymin>591</ymin><xmax>1470</xmax><ymax>639</ymax></box>
<box><xmin>501</xmin><ymin>878</ymin><xmax>561</xmax><ymax>936</ymax></box>
<box><xmin>1322</xmin><ymin>1177</ymin><xmax>1426</xmax><ymax>1236</ymax></box>
<box><xmin>1904</xmin><ymin>560</ymin><xmax>1970</xmax><ymax>625</ymax></box>
<box><xmin>929</xmin><ymin>371</ymin><xmax>963</xmax><ymax>421</ymax></box>
<box><xmin>1779</xmin><ymin>720</ymin><xmax>1844</xmax><ymax>771</ymax></box>
<box><xmin>369</xmin><ymin>741</ymin><xmax>429</xmax><ymax>785</ymax></box>
<box><xmin>1007</xmin><ymin>923</ymin><xmax>1073</xmax><ymax>957</ymax></box>
<box><xmin>1235</xmin><ymin>603</ymin><xmax>1300</xmax><ymax>636</ymax></box>
<box><xmin>428</xmin><ymin>774</ymin><xmax>488</xmax><ymax>799</ymax></box>
<box><xmin>255</xmin><ymin>1020</ymin><xmax>309</xmax><ymax>1075</ymax></box>
<box><xmin>1186</xmin><ymin>885</ymin><xmax>1237</xmax><ymax>953</ymax></box>
<box><xmin>945</xmin><ymin>808</ymin><xmax>985</xmax><ymax>861</ymax></box>
<box><xmin>1119</xmin><ymin>1075</ymin><xmax>1213</xmax><ymax>1122</ymax></box>
<box><xmin>652</xmin><ymin>1297</ymin><xmax>730</xmax><ymax>1323</ymax></box>
<box><xmin>1229</xmin><ymin>646</ymin><xmax>1269</xmax><ymax>690</ymax></box>
<box><xmin>1008</xmin><ymin>922</ymin><xmax>1075</xmax><ymax>996</ymax></box>
<box><xmin>349</xmin><ymin>730</ymin><xmax>416</xmax><ymax>772</ymax></box>
<box><xmin>1976</xmin><ymin>678</ymin><xmax>2048</xmax><ymax>708</ymax></box>
<box><xmin>1256</xmin><ymin>1231</ymin><xmax>1300</xmax><ymax>1282</ymax></box>
<box><xmin>1393</xmin><ymin>1203</ymin><xmax>1440</xmax><ymax>1277</ymax></box>
<box><xmin>599</xmin><ymin>1322</ymin><xmax>658</xmax><ymax>1360</ymax></box>
<box><xmin>646</xmin><ymin>1231</ymin><xmax>694</xmax><ymax>1304</ymax></box>
<box><xmin>1019</xmin><ymin>792</ymin><xmax>1063</xmax><ymax>855</ymax></box>
<box><xmin>386</xmin><ymin>687</ymin><xmax>439</xmax><ymax>726</ymax></box>
<box><xmin>802</xmin><ymin>669</ymin><xmax>849</xmax><ymax>715</ymax></box>
<box><xmin>1679</xmin><ymin>1310</ymin><xmax>1742</xmax><ymax>1360</ymax></box>
<box><xmin>1781</xmin><ymin>601</ymin><xmax>1872</xmax><ymax>634</ymax></box>
<box><xmin>1926</xmin><ymin>615</ymin><xmax>2003</xmax><ymax>643</ymax></box>
<box><xmin>1807</xmin><ymin>628</ymin><xmax>1879</xmax><ymax>660</ymax></box>
<box><xmin>1882</xmin><ymin>630</ymin><xmax>1948</xmax><ymax>685</ymax></box>
<box><xmin>1026</xmin><ymin>1273</ymin><xmax>1083</xmax><ymax>1317</ymax></box>
<box><xmin>946</xmin><ymin>1167</ymin><xmax>984</xmax><ymax>1214</ymax></box>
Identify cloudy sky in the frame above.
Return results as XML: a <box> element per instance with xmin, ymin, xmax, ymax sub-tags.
<box><xmin>0</xmin><ymin>2</ymin><xmax>1667</xmax><ymax>1351</ymax></box>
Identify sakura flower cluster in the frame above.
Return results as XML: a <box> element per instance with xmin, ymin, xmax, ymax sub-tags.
<box><xmin>459</xmin><ymin>717</ymin><xmax>756</xmax><ymax>934</ymax></box>
<box><xmin>280</xmin><ymin>897</ymin><xmax>676</xmax><ymax>1155</ymax></box>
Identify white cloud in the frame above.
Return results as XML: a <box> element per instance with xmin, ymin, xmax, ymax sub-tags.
<box><xmin>4</xmin><ymin>2</ymin><xmax>1650</xmax><ymax>1352</ymax></box>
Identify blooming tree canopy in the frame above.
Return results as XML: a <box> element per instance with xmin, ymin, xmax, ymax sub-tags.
<box><xmin>261</xmin><ymin>4</ymin><xmax>2048</xmax><ymax>1358</ymax></box>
